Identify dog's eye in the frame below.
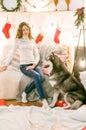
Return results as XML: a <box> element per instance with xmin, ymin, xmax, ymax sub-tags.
<box><xmin>46</xmin><ymin>56</ymin><xmax>49</xmax><ymax>60</ymax></box>
<box><xmin>51</xmin><ymin>56</ymin><xmax>54</xmax><ymax>60</ymax></box>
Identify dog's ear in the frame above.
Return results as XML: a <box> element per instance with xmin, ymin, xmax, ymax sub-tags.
<box><xmin>49</xmin><ymin>52</ymin><xmax>55</xmax><ymax>60</ymax></box>
<box><xmin>52</xmin><ymin>52</ymin><xmax>55</xmax><ymax>56</ymax></box>
<box><xmin>51</xmin><ymin>52</ymin><xmax>55</xmax><ymax>57</ymax></box>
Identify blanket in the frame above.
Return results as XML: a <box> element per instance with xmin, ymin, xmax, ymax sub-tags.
<box><xmin>17</xmin><ymin>75</ymin><xmax>54</xmax><ymax>104</ymax></box>
<box><xmin>0</xmin><ymin>105</ymin><xmax>86</xmax><ymax>130</ymax></box>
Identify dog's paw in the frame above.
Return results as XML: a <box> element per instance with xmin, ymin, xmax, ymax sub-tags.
<box><xmin>71</xmin><ymin>100</ymin><xmax>83</xmax><ymax>109</ymax></box>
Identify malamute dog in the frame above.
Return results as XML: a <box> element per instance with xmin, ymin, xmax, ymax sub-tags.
<box><xmin>48</xmin><ymin>53</ymin><xmax>86</xmax><ymax>109</ymax></box>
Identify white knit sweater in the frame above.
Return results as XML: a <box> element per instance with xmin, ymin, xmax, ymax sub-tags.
<box><xmin>4</xmin><ymin>38</ymin><xmax>40</xmax><ymax>66</ymax></box>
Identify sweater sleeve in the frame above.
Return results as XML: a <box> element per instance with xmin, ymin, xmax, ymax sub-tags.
<box><xmin>3</xmin><ymin>41</ymin><xmax>18</xmax><ymax>66</ymax></box>
<box><xmin>33</xmin><ymin>42</ymin><xmax>40</xmax><ymax>65</ymax></box>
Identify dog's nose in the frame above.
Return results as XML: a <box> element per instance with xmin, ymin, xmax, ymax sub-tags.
<box><xmin>44</xmin><ymin>64</ymin><xmax>50</xmax><ymax>68</ymax></box>
<box><xmin>42</xmin><ymin>64</ymin><xmax>50</xmax><ymax>68</ymax></box>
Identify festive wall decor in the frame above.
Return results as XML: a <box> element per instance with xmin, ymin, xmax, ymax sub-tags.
<box><xmin>74</xmin><ymin>7</ymin><xmax>85</xmax><ymax>28</ymax></box>
<box><xmin>54</xmin><ymin>28</ymin><xmax>61</xmax><ymax>44</ymax></box>
<box><xmin>25</xmin><ymin>0</ymin><xmax>52</xmax><ymax>8</ymax></box>
<box><xmin>35</xmin><ymin>33</ymin><xmax>44</xmax><ymax>44</ymax></box>
<box><xmin>53</xmin><ymin>0</ymin><xmax>58</xmax><ymax>11</ymax></box>
<box><xmin>0</xmin><ymin>0</ymin><xmax>84</xmax><ymax>12</ymax></box>
<box><xmin>65</xmin><ymin>0</ymin><xmax>71</xmax><ymax>11</ymax></box>
<box><xmin>2</xmin><ymin>22</ymin><xmax>11</xmax><ymax>38</ymax></box>
<box><xmin>1</xmin><ymin>0</ymin><xmax>22</xmax><ymax>12</ymax></box>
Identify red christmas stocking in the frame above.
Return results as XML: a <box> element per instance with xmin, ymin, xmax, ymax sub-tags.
<box><xmin>2</xmin><ymin>23</ymin><xmax>11</xmax><ymax>39</ymax></box>
<box><xmin>35</xmin><ymin>33</ymin><xmax>44</xmax><ymax>44</ymax></box>
<box><xmin>54</xmin><ymin>28</ymin><xmax>61</xmax><ymax>44</ymax></box>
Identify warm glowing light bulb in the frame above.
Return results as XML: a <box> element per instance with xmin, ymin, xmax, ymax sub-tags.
<box><xmin>79</xmin><ymin>59</ymin><xmax>86</xmax><ymax>68</ymax></box>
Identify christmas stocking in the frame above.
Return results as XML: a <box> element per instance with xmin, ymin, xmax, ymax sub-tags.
<box><xmin>35</xmin><ymin>33</ymin><xmax>44</xmax><ymax>44</ymax></box>
<box><xmin>54</xmin><ymin>28</ymin><xmax>61</xmax><ymax>44</ymax></box>
<box><xmin>2</xmin><ymin>23</ymin><xmax>11</xmax><ymax>39</ymax></box>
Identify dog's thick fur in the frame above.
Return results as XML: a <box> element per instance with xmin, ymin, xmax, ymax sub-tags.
<box><xmin>48</xmin><ymin>53</ymin><xmax>86</xmax><ymax>109</ymax></box>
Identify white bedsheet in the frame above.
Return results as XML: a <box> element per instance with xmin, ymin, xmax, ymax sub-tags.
<box><xmin>0</xmin><ymin>105</ymin><xmax>86</xmax><ymax>130</ymax></box>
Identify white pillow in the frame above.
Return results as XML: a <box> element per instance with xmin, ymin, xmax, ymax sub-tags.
<box><xmin>69</xmin><ymin>105</ymin><xmax>86</xmax><ymax>121</ymax></box>
<box><xmin>0</xmin><ymin>70</ymin><xmax>22</xmax><ymax>99</ymax></box>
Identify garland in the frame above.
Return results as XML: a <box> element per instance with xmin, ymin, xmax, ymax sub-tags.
<box><xmin>1</xmin><ymin>0</ymin><xmax>22</xmax><ymax>12</ymax></box>
<box><xmin>26</xmin><ymin>0</ymin><xmax>52</xmax><ymax>8</ymax></box>
<box><xmin>74</xmin><ymin>7</ymin><xmax>85</xmax><ymax>28</ymax></box>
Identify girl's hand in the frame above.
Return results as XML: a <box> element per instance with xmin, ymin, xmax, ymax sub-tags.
<box><xmin>26</xmin><ymin>64</ymin><xmax>36</xmax><ymax>70</ymax></box>
<box><xmin>0</xmin><ymin>66</ymin><xmax>7</xmax><ymax>72</ymax></box>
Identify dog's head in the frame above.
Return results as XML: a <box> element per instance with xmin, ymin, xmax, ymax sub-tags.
<box><xmin>42</xmin><ymin>53</ymin><xmax>63</xmax><ymax>75</ymax></box>
<box><xmin>42</xmin><ymin>53</ymin><xmax>67</xmax><ymax>76</ymax></box>
<box><xmin>49</xmin><ymin>53</ymin><xmax>62</xmax><ymax>70</ymax></box>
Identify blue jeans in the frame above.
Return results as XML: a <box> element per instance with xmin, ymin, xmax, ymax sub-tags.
<box><xmin>20</xmin><ymin>64</ymin><xmax>45</xmax><ymax>99</ymax></box>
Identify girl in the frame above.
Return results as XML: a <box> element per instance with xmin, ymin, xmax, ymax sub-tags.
<box><xmin>0</xmin><ymin>22</ymin><xmax>50</xmax><ymax>110</ymax></box>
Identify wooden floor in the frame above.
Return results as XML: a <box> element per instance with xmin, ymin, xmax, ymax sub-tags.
<box><xmin>5</xmin><ymin>99</ymin><xmax>42</xmax><ymax>107</ymax></box>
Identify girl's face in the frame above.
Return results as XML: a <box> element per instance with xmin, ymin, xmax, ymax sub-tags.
<box><xmin>22</xmin><ymin>25</ymin><xmax>30</xmax><ymax>37</ymax></box>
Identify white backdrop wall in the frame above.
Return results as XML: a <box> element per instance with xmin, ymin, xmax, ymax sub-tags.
<box><xmin>0</xmin><ymin>11</ymin><xmax>76</xmax><ymax>42</ymax></box>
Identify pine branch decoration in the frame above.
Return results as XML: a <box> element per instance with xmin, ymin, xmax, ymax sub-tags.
<box><xmin>74</xmin><ymin>7</ymin><xmax>85</xmax><ymax>28</ymax></box>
